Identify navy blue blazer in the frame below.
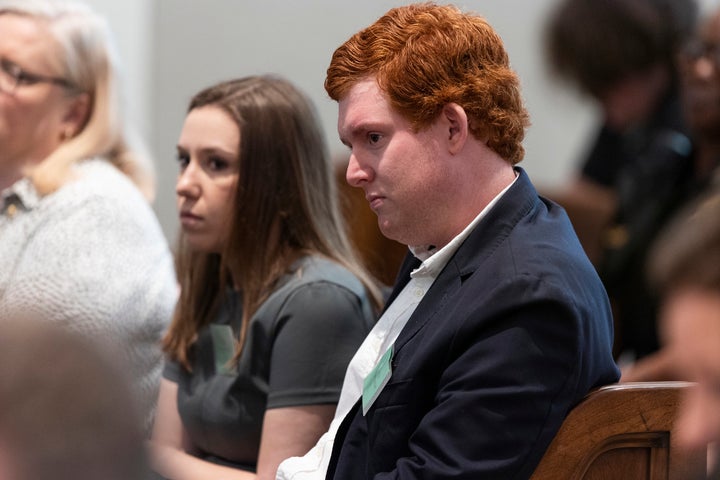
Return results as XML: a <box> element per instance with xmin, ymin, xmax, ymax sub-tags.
<box><xmin>326</xmin><ymin>169</ymin><xmax>620</xmax><ymax>480</ymax></box>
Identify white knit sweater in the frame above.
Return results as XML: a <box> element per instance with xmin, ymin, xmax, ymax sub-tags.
<box><xmin>0</xmin><ymin>159</ymin><xmax>178</xmax><ymax>431</ymax></box>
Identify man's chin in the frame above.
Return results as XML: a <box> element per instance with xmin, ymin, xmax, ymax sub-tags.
<box><xmin>380</xmin><ymin>224</ymin><xmax>418</xmax><ymax>249</ymax></box>
<box><xmin>377</xmin><ymin>220</ymin><xmax>401</xmax><ymax>242</ymax></box>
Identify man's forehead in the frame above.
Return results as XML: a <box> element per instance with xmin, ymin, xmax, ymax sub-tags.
<box><xmin>340</xmin><ymin>79</ymin><xmax>385</xmax><ymax>109</ymax></box>
<box><xmin>338</xmin><ymin>80</ymin><xmax>391</xmax><ymax>126</ymax></box>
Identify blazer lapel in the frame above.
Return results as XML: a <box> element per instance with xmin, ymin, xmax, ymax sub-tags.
<box><xmin>390</xmin><ymin>168</ymin><xmax>539</xmax><ymax>355</ymax></box>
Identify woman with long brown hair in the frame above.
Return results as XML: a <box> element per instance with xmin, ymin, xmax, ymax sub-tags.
<box><xmin>148</xmin><ymin>75</ymin><xmax>382</xmax><ymax>480</ymax></box>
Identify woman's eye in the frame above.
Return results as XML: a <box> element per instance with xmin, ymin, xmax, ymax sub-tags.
<box><xmin>176</xmin><ymin>153</ymin><xmax>189</xmax><ymax>170</ymax></box>
<box><xmin>208</xmin><ymin>157</ymin><xmax>229</xmax><ymax>171</ymax></box>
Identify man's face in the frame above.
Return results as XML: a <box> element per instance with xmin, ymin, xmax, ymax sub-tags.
<box><xmin>338</xmin><ymin>78</ymin><xmax>457</xmax><ymax>248</ymax></box>
<box><xmin>661</xmin><ymin>287</ymin><xmax>720</xmax><ymax>451</ymax></box>
<box><xmin>677</xmin><ymin>12</ymin><xmax>720</xmax><ymax>139</ymax></box>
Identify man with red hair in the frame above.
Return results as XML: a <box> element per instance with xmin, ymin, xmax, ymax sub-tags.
<box><xmin>278</xmin><ymin>4</ymin><xmax>619</xmax><ymax>479</ymax></box>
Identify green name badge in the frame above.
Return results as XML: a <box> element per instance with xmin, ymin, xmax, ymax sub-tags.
<box><xmin>210</xmin><ymin>324</ymin><xmax>236</xmax><ymax>375</ymax></box>
<box><xmin>362</xmin><ymin>345</ymin><xmax>393</xmax><ymax>415</ymax></box>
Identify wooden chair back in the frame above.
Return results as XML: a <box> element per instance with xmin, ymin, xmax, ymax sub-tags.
<box><xmin>531</xmin><ymin>382</ymin><xmax>706</xmax><ymax>480</ymax></box>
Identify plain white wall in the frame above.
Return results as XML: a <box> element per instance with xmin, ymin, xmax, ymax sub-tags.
<box><xmin>78</xmin><ymin>0</ymin><xmax>154</xmax><ymax>141</ymax></box>
<box><xmin>149</xmin><ymin>0</ymin><xmax>597</xmax><ymax>243</ymax></box>
<box><xmin>80</xmin><ymin>0</ymin><xmax>720</xmax><ymax>242</ymax></box>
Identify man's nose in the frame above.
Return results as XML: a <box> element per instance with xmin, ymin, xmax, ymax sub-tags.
<box><xmin>346</xmin><ymin>152</ymin><xmax>372</xmax><ymax>188</ymax></box>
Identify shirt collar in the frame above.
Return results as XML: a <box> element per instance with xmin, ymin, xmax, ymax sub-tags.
<box><xmin>409</xmin><ymin>170</ymin><xmax>519</xmax><ymax>279</ymax></box>
<box><xmin>1</xmin><ymin>177</ymin><xmax>40</xmax><ymax>216</ymax></box>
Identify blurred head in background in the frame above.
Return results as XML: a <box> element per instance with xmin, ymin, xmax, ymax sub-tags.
<box><xmin>0</xmin><ymin>315</ymin><xmax>148</xmax><ymax>480</ymax></box>
<box><xmin>650</xmin><ymin>193</ymin><xmax>720</xmax><ymax>450</ymax></box>
<box><xmin>546</xmin><ymin>0</ymin><xmax>698</xmax><ymax>131</ymax></box>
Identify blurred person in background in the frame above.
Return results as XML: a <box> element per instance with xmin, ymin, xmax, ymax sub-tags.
<box><xmin>0</xmin><ymin>314</ymin><xmax>150</xmax><ymax>480</ymax></box>
<box><xmin>0</xmin><ymin>0</ymin><xmax>177</xmax><ymax>431</ymax></box>
<box><xmin>621</xmin><ymin>7</ymin><xmax>720</xmax><ymax>384</ymax></box>
<box><xmin>626</xmin><ymin>192</ymin><xmax>720</xmax><ymax>478</ymax></box>
<box><xmin>546</xmin><ymin>0</ymin><xmax>699</xmax><ymax>360</ymax></box>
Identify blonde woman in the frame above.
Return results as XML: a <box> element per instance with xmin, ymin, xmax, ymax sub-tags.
<box><xmin>0</xmin><ymin>0</ymin><xmax>177</xmax><ymax>431</ymax></box>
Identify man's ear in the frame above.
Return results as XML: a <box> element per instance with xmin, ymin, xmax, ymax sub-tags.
<box><xmin>61</xmin><ymin>93</ymin><xmax>91</xmax><ymax>139</ymax></box>
<box><xmin>442</xmin><ymin>103</ymin><xmax>468</xmax><ymax>155</ymax></box>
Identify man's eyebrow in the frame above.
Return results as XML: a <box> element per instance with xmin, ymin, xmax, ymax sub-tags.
<box><xmin>338</xmin><ymin>124</ymin><xmax>364</xmax><ymax>148</ymax></box>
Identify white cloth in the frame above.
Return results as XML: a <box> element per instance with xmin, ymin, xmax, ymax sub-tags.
<box><xmin>0</xmin><ymin>159</ymin><xmax>178</xmax><ymax>431</ymax></box>
<box><xmin>276</xmin><ymin>174</ymin><xmax>517</xmax><ymax>480</ymax></box>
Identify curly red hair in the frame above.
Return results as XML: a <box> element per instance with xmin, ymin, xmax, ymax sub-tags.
<box><xmin>325</xmin><ymin>2</ymin><xmax>530</xmax><ymax>164</ymax></box>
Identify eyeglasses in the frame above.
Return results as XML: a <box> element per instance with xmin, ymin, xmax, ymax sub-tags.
<box><xmin>0</xmin><ymin>58</ymin><xmax>75</xmax><ymax>94</ymax></box>
<box><xmin>678</xmin><ymin>39</ymin><xmax>720</xmax><ymax>67</ymax></box>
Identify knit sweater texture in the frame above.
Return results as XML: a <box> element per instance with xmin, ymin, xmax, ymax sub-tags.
<box><xmin>0</xmin><ymin>158</ymin><xmax>178</xmax><ymax>430</ymax></box>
